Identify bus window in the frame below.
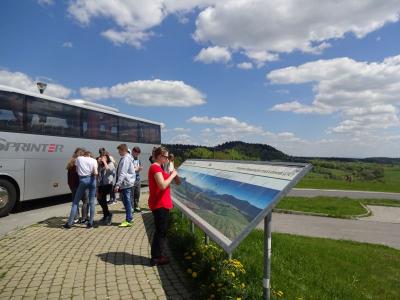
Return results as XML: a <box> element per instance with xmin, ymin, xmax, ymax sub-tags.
<box><xmin>119</xmin><ymin>117</ymin><xmax>139</xmax><ymax>143</ymax></box>
<box><xmin>141</xmin><ymin>122</ymin><xmax>161</xmax><ymax>144</ymax></box>
<box><xmin>26</xmin><ymin>96</ymin><xmax>80</xmax><ymax>137</ymax></box>
<box><xmin>0</xmin><ymin>91</ymin><xmax>24</xmax><ymax>132</ymax></box>
<box><xmin>82</xmin><ymin>110</ymin><xmax>118</xmax><ymax>140</ymax></box>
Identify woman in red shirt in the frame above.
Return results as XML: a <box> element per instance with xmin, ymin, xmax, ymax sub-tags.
<box><xmin>148</xmin><ymin>146</ymin><xmax>178</xmax><ymax>266</ymax></box>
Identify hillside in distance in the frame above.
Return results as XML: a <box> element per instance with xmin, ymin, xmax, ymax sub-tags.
<box><xmin>164</xmin><ymin>141</ymin><xmax>289</xmax><ymax>166</ymax></box>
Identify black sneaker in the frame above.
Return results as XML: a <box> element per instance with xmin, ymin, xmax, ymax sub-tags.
<box><xmin>62</xmin><ymin>223</ymin><xmax>71</xmax><ymax>230</ymax></box>
<box><xmin>100</xmin><ymin>216</ymin><xmax>107</xmax><ymax>224</ymax></box>
<box><xmin>134</xmin><ymin>207</ymin><xmax>142</xmax><ymax>213</ymax></box>
<box><xmin>106</xmin><ymin>213</ymin><xmax>113</xmax><ymax>226</ymax></box>
<box><xmin>86</xmin><ymin>223</ymin><xmax>94</xmax><ymax>230</ymax></box>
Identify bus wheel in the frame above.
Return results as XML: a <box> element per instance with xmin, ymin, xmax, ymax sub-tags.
<box><xmin>0</xmin><ymin>179</ymin><xmax>17</xmax><ymax>217</ymax></box>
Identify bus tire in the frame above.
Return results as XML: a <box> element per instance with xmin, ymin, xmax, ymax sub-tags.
<box><xmin>0</xmin><ymin>179</ymin><xmax>17</xmax><ymax>217</ymax></box>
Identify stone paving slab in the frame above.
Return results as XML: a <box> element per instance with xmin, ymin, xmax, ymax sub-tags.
<box><xmin>0</xmin><ymin>199</ymin><xmax>192</xmax><ymax>300</ymax></box>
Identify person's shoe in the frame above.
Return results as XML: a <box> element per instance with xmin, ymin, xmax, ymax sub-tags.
<box><xmin>150</xmin><ymin>256</ymin><xmax>170</xmax><ymax>266</ymax></box>
<box><xmin>106</xmin><ymin>213</ymin><xmax>113</xmax><ymax>226</ymax></box>
<box><xmin>62</xmin><ymin>223</ymin><xmax>72</xmax><ymax>230</ymax></box>
<box><xmin>86</xmin><ymin>223</ymin><xmax>94</xmax><ymax>230</ymax></box>
<box><xmin>134</xmin><ymin>207</ymin><xmax>142</xmax><ymax>213</ymax></box>
<box><xmin>79</xmin><ymin>219</ymin><xmax>88</xmax><ymax>224</ymax></box>
<box><xmin>99</xmin><ymin>216</ymin><xmax>107</xmax><ymax>224</ymax></box>
<box><xmin>159</xmin><ymin>256</ymin><xmax>170</xmax><ymax>264</ymax></box>
<box><xmin>118</xmin><ymin>220</ymin><xmax>133</xmax><ymax>228</ymax></box>
<box><xmin>73</xmin><ymin>218</ymin><xmax>80</xmax><ymax>224</ymax></box>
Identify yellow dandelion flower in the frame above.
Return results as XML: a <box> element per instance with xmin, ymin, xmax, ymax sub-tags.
<box><xmin>187</xmin><ymin>268</ymin><xmax>192</xmax><ymax>274</ymax></box>
<box><xmin>277</xmin><ymin>290</ymin><xmax>284</xmax><ymax>297</ymax></box>
<box><xmin>237</xmin><ymin>298</ymin><xmax>242</xmax><ymax>300</ymax></box>
<box><xmin>192</xmin><ymin>272</ymin><xmax>198</xmax><ymax>278</ymax></box>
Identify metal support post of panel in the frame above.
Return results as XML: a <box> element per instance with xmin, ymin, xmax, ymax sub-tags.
<box><xmin>263</xmin><ymin>212</ymin><xmax>272</xmax><ymax>300</ymax></box>
<box><xmin>205</xmin><ymin>233</ymin><xmax>209</xmax><ymax>245</ymax></box>
<box><xmin>191</xmin><ymin>222</ymin><xmax>195</xmax><ymax>234</ymax></box>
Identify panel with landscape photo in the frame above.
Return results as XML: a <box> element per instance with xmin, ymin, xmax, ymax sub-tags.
<box><xmin>171</xmin><ymin>166</ymin><xmax>281</xmax><ymax>241</ymax></box>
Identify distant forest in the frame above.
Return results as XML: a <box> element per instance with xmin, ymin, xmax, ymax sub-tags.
<box><xmin>163</xmin><ymin>141</ymin><xmax>400</xmax><ymax>166</ymax></box>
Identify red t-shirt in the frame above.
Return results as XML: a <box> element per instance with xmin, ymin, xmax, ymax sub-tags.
<box><xmin>148</xmin><ymin>163</ymin><xmax>173</xmax><ymax>211</ymax></box>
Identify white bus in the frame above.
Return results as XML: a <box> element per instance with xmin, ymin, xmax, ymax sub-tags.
<box><xmin>0</xmin><ymin>85</ymin><xmax>161</xmax><ymax>217</ymax></box>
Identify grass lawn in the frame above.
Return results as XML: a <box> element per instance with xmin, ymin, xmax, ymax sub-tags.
<box><xmin>234</xmin><ymin>231</ymin><xmax>400</xmax><ymax>299</ymax></box>
<box><xmin>297</xmin><ymin>165</ymin><xmax>400</xmax><ymax>193</ymax></box>
<box><xmin>276</xmin><ymin>196</ymin><xmax>400</xmax><ymax>218</ymax></box>
<box><xmin>169</xmin><ymin>210</ymin><xmax>400</xmax><ymax>300</ymax></box>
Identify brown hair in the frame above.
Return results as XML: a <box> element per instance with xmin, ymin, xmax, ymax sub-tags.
<box><xmin>132</xmin><ymin>146</ymin><xmax>141</xmax><ymax>153</ymax></box>
<box><xmin>168</xmin><ymin>153</ymin><xmax>174</xmax><ymax>160</ymax></box>
<box><xmin>83</xmin><ymin>151</ymin><xmax>93</xmax><ymax>157</ymax></box>
<box><xmin>66</xmin><ymin>148</ymin><xmax>85</xmax><ymax>170</ymax></box>
<box><xmin>153</xmin><ymin>146</ymin><xmax>168</xmax><ymax>159</ymax></box>
<box><xmin>117</xmin><ymin>144</ymin><xmax>128</xmax><ymax>152</ymax></box>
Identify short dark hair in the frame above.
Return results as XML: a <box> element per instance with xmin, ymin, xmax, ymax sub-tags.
<box><xmin>132</xmin><ymin>146</ymin><xmax>141</xmax><ymax>153</ymax></box>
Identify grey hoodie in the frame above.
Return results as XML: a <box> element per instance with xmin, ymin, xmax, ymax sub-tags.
<box><xmin>115</xmin><ymin>154</ymin><xmax>135</xmax><ymax>189</ymax></box>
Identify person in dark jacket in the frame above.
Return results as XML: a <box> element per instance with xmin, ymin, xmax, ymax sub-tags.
<box><xmin>97</xmin><ymin>150</ymin><xmax>115</xmax><ymax>225</ymax></box>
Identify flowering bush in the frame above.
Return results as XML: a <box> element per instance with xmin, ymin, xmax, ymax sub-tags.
<box><xmin>168</xmin><ymin>212</ymin><xmax>248</xmax><ymax>299</ymax></box>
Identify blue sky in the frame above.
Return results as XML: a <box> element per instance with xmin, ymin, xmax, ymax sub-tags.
<box><xmin>1</xmin><ymin>0</ymin><xmax>400</xmax><ymax>157</ymax></box>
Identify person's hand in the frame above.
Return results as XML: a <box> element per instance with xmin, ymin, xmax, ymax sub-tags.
<box><xmin>170</xmin><ymin>170</ymin><xmax>178</xmax><ymax>179</ymax></box>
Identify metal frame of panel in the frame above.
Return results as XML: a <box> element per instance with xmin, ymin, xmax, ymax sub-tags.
<box><xmin>172</xmin><ymin>159</ymin><xmax>312</xmax><ymax>254</ymax></box>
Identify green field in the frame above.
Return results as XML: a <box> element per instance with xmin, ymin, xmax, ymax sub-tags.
<box><xmin>234</xmin><ymin>231</ymin><xmax>400</xmax><ymax>300</ymax></box>
<box><xmin>168</xmin><ymin>211</ymin><xmax>400</xmax><ymax>299</ymax></box>
<box><xmin>276</xmin><ymin>196</ymin><xmax>400</xmax><ymax>218</ymax></box>
<box><xmin>297</xmin><ymin>161</ymin><xmax>400</xmax><ymax>193</ymax></box>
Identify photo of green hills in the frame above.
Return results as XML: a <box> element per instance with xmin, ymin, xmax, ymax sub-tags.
<box><xmin>172</xmin><ymin>167</ymin><xmax>280</xmax><ymax>240</ymax></box>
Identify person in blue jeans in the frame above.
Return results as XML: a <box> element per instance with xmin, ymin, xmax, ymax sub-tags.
<box><xmin>114</xmin><ymin>143</ymin><xmax>136</xmax><ymax>227</ymax></box>
<box><xmin>63</xmin><ymin>151</ymin><xmax>98</xmax><ymax>230</ymax></box>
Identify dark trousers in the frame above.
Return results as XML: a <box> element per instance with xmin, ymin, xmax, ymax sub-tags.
<box><xmin>151</xmin><ymin>208</ymin><xmax>169</xmax><ymax>259</ymax></box>
<box><xmin>97</xmin><ymin>184</ymin><xmax>112</xmax><ymax>217</ymax></box>
<box><xmin>131</xmin><ymin>181</ymin><xmax>141</xmax><ymax>208</ymax></box>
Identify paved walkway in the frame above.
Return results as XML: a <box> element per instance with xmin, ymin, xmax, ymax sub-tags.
<box><xmin>361</xmin><ymin>205</ymin><xmax>400</xmax><ymax>223</ymax></box>
<box><xmin>0</xmin><ymin>201</ymin><xmax>192</xmax><ymax>300</ymax></box>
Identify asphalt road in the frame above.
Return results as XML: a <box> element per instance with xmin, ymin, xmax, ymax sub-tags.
<box><xmin>289</xmin><ymin>188</ymin><xmax>400</xmax><ymax>200</ymax></box>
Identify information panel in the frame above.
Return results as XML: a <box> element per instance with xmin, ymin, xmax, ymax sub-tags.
<box><xmin>171</xmin><ymin>159</ymin><xmax>312</xmax><ymax>254</ymax></box>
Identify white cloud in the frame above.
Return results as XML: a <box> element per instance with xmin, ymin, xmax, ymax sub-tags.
<box><xmin>38</xmin><ymin>0</ymin><xmax>54</xmax><ymax>6</ymax></box>
<box><xmin>66</xmin><ymin>0</ymin><xmax>400</xmax><ymax>64</ymax></box>
<box><xmin>237</xmin><ymin>62</ymin><xmax>253</xmax><ymax>70</ymax></box>
<box><xmin>80</xmin><ymin>79</ymin><xmax>206</xmax><ymax>107</ymax></box>
<box><xmin>194</xmin><ymin>0</ymin><xmax>400</xmax><ymax>58</ymax></box>
<box><xmin>67</xmin><ymin>0</ymin><xmax>213</xmax><ymax>48</ymax></box>
<box><xmin>194</xmin><ymin>46</ymin><xmax>231</xmax><ymax>64</ymax></box>
<box><xmin>245</xmin><ymin>50</ymin><xmax>279</xmax><ymax>67</ymax></box>
<box><xmin>0</xmin><ymin>69</ymin><xmax>72</xmax><ymax>98</ymax></box>
<box><xmin>267</xmin><ymin>55</ymin><xmax>400</xmax><ymax>135</ymax></box>
<box><xmin>163</xmin><ymin>127</ymin><xmax>191</xmax><ymax>133</ymax></box>
<box><xmin>270</xmin><ymin>101</ymin><xmax>333</xmax><ymax>114</ymax></box>
<box><xmin>189</xmin><ymin>116</ymin><xmax>263</xmax><ymax>134</ymax></box>
<box><xmin>168</xmin><ymin>134</ymin><xmax>193</xmax><ymax>144</ymax></box>
<box><xmin>62</xmin><ymin>42</ymin><xmax>73</xmax><ymax>48</ymax></box>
